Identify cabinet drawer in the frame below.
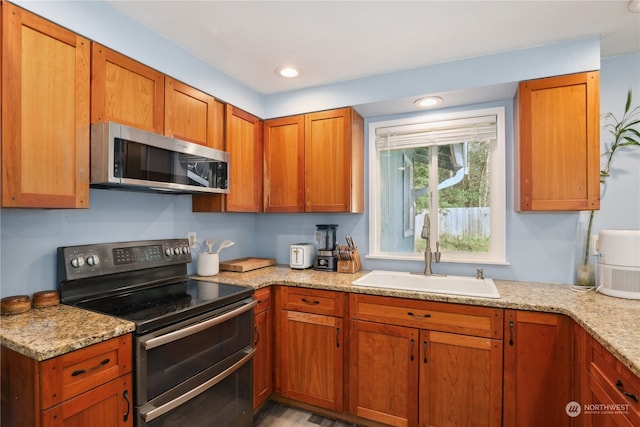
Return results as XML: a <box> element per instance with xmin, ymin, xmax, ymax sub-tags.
<box><xmin>282</xmin><ymin>287</ymin><xmax>344</xmax><ymax>317</ymax></box>
<box><xmin>587</xmin><ymin>337</ymin><xmax>640</xmax><ymax>418</ymax></box>
<box><xmin>349</xmin><ymin>294</ymin><xmax>502</xmax><ymax>339</ymax></box>
<box><xmin>254</xmin><ymin>287</ymin><xmax>272</xmax><ymax>314</ymax></box>
<box><xmin>40</xmin><ymin>334</ymin><xmax>132</xmax><ymax>409</ymax></box>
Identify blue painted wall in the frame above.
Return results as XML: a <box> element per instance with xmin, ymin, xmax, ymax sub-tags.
<box><xmin>1</xmin><ymin>1</ymin><xmax>639</xmax><ymax>297</ymax></box>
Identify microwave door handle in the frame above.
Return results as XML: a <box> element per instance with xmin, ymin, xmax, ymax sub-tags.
<box><xmin>142</xmin><ymin>299</ymin><xmax>257</xmax><ymax>350</ymax></box>
<box><xmin>140</xmin><ymin>348</ymin><xmax>256</xmax><ymax>422</ymax></box>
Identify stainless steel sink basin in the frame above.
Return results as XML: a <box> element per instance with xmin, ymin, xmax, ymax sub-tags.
<box><xmin>352</xmin><ymin>270</ymin><xmax>501</xmax><ymax>299</ymax></box>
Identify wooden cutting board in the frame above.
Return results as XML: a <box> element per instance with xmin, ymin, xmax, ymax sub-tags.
<box><xmin>219</xmin><ymin>257</ymin><xmax>276</xmax><ymax>272</ymax></box>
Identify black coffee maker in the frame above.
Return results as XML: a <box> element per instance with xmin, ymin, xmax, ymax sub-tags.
<box><xmin>314</xmin><ymin>224</ymin><xmax>338</xmax><ymax>271</ymax></box>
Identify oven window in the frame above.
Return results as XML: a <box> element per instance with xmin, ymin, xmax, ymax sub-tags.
<box><xmin>142</xmin><ymin>308</ymin><xmax>253</xmax><ymax>401</ymax></box>
<box><xmin>144</xmin><ymin>359</ymin><xmax>252</xmax><ymax>427</ymax></box>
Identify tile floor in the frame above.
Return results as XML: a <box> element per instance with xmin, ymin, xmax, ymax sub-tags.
<box><xmin>254</xmin><ymin>401</ymin><xmax>363</xmax><ymax>427</ymax></box>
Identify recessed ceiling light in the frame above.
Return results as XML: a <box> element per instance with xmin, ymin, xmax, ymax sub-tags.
<box><xmin>414</xmin><ymin>96</ymin><xmax>443</xmax><ymax>108</ymax></box>
<box><xmin>276</xmin><ymin>66</ymin><xmax>301</xmax><ymax>78</ymax></box>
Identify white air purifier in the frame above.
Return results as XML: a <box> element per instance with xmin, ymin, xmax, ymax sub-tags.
<box><xmin>597</xmin><ymin>229</ymin><xmax>640</xmax><ymax>300</ymax></box>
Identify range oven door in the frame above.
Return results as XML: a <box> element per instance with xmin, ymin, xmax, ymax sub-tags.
<box><xmin>135</xmin><ymin>298</ymin><xmax>256</xmax><ymax>426</ymax></box>
<box><xmin>137</xmin><ymin>348</ymin><xmax>254</xmax><ymax>427</ymax></box>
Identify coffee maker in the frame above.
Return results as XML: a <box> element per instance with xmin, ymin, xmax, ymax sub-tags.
<box><xmin>314</xmin><ymin>224</ymin><xmax>338</xmax><ymax>271</ymax></box>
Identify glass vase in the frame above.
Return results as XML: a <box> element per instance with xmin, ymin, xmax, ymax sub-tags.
<box><xmin>575</xmin><ymin>220</ymin><xmax>596</xmax><ymax>286</ymax></box>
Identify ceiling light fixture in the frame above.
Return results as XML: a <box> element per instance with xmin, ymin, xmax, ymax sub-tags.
<box><xmin>276</xmin><ymin>66</ymin><xmax>301</xmax><ymax>78</ymax></box>
<box><xmin>629</xmin><ymin>0</ymin><xmax>640</xmax><ymax>12</ymax></box>
<box><xmin>414</xmin><ymin>96</ymin><xmax>443</xmax><ymax>108</ymax></box>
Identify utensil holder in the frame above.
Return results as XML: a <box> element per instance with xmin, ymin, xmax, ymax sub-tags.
<box><xmin>337</xmin><ymin>247</ymin><xmax>362</xmax><ymax>274</ymax></box>
<box><xmin>197</xmin><ymin>253</ymin><xmax>219</xmax><ymax>276</ymax></box>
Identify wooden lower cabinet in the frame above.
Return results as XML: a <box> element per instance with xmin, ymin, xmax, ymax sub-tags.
<box><xmin>503</xmin><ymin>310</ymin><xmax>574</xmax><ymax>427</ymax></box>
<box><xmin>420</xmin><ymin>330</ymin><xmax>502</xmax><ymax>427</ymax></box>
<box><xmin>582</xmin><ymin>330</ymin><xmax>640</xmax><ymax>427</ymax></box>
<box><xmin>41</xmin><ymin>374</ymin><xmax>132</xmax><ymax>427</ymax></box>
<box><xmin>348</xmin><ymin>295</ymin><xmax>503</xmax><ymax>427</ymax></box>
<box><xmin>349</xmin><ymin>320</ymin><xmax>417</xmax><ymax>426</ymax></box>
<box><xmin>280</xmin><ymin>309</ymin><xmax>344</xmax><ymax>412</ymax></box>
<box><xmin>253</xmin><ymin>287</ymin><xmax>273</xmax><ymax>410</ymax></box>
<box><xmin>1</xmin><ymin>334</ymin><xmax>133</xmax><ymax>427</ymax></box>
<box><xmin>278</xmin><ymin>287</ymin><xmax>345</xmax><ymax>412</ymax></box>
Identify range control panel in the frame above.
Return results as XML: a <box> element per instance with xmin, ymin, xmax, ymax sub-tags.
<box><xmin>57</xmin><ymin>238</ymin><xmax>191</xmax><ymax>282</ymax></box>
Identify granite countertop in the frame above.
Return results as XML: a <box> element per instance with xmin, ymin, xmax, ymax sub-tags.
<box><xmin>0</xmin><ymin>304</ymin><xmax>135</xmax><ymax>361</ymax></box>
<box><xmin>2</xmin><ymin>266</ymin><xmax>638</xmax><ymax>378</ymax></box>
<box><xmin>195</xmin><ymin>266</ymin><xmax>640</xmax><ymax>377</ymax></box>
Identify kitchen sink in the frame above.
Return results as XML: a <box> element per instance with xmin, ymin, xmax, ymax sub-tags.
<box><xmin>351</xmin><ymin>270</ymin><xmax>501</xmax><ymax>299</ymax></box>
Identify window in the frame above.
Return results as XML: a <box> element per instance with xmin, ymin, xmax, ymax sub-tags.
<box><xmin>368</xmin><ymin>107</ymin><xmax>506</xmax><ymax>264</ymax></box>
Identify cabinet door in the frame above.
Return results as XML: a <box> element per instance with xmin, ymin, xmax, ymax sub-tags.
<box><xmin>281</xmin><ymin>310</ymin><xmax>343</xmax><ymax>411</ymax></box>
<box><xmin>515</xmin><ymin>71</ymin><xmax>600</xmax><ymax>211</ymax></box>
<box><xmin>2</xmin><ymin>2</ymin><xmax>90</xmax><ymax>208</ymax></box>
<box><xmin>420</xmin><ymin>331</ymin><xmax>502</xmax><ymax>427</ymax></box>
<box><xmin>225</xmin><ymin>105</ymin><xmax>263</xmax><ymax>212</ymax></box>
<box><xmin>253</xmin><ymin>288</ymin><xmax>273</xmax><ymax>410</ymax></box>
<box><xmin>42</xmin><ymin>374</ymin><xmax>133</xmax><ymax>427</ymax></box>
<box><xmin>304</xmin><ymin>107</ymin><xmax>363</xmax><ymax>213</ymax></box>
<box><xmin>165</xmin><ymin>77</ymin><xmax>221</xmax><ymax>148</ymax></box>
<box><xmin>349</xmin><ymin>320</ymin><xmax>418</xmax><ymax>427</ymax></box>
<box><xmin>263</xmin><ymin>115</ymin><xmax>305</xmax><ymax>212</ymax></box>
<box><xmin>503</xmin><ymin>310</ymin><xmax>573</xmax><ymax>427</ymax></box>
<box><xmin>91</xmin><ymin>43</ymin><xmax>164</xmax><ymax>134</ymax></box>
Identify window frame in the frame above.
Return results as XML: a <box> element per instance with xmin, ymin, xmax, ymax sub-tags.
<box><xmin>367</xmin><ymin>106</ymin><xmax>507</xmax><ymax>265</ymax></box>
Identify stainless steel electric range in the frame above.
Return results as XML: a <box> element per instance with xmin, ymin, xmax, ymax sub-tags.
<box><xmin>57</xmin><ymin>238</ymin><xmax>255</xmax><ymax>427</ymax></box>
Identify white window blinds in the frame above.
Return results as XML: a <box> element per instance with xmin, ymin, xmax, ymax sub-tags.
<box><xmin>375</xmin><ymin>114</ymin><xmax>497</xmax><ymax>150</ymax></box>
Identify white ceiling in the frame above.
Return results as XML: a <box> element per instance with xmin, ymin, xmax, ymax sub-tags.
<box><xmin>106</xmin><ymin>0</ymin><xmax>639</xmax><ymax>96</ymax></box>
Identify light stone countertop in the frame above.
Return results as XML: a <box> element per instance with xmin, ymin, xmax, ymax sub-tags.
<box><xmin>2</xmin><ymin>266</ymin><xmax>637</xmax><ymax>379</ymax></box>
<box><xmin>0</xmin><ymin>304</ymin><xmax>135</xmax><ymax>361</ymax></box>
<box><xmin>195</xmin><ymin>266</ymin><xmax>640</xmax><ymax>377</ymax></box>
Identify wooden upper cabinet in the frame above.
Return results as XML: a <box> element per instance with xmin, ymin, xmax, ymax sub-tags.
<box><xmin>165</xmin><ymin>77</ymin><xmax>223</xmax><ymax>149</ymax></box>
<box><xmin>305</xmin><ymin>107</ymin><xmax>364</xmax><ymax>213</ymax></box>
<box><xmin>263</xmin><ymin>107</ymin><xmax>364</xmax><ymax>213</ymax></box>
<box><xmin>2</xmin><ymin>2</ymin><xmax>90</xmax><ymax>208</ymax></box>
<box><xmin>91</xmin><ymin>43</ymin><xmax>164</xmax><ymax>134</ymax></box>
<box><xmin>515</xmin><ymin>71</ymin><xmax>600</xmax><ymax>211</ymax></box>
<box><xmin>225</xmin><ymin>105</ymin><xmax>263</xmax><ymax>212</ymax></box>
<box><xmin>263</xmin><ymin>115</ymin><xmax>305</xmax><ymax>212</ymax></box>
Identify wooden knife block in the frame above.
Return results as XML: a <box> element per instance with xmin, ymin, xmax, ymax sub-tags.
<box><xmin>337</xmin><ymin>248</ymin><xmax>362</xmax><ymax>274</ymax></box>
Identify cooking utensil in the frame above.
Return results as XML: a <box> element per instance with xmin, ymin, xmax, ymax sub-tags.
<box><xmin>205</xmin><ymin>239</ymin><xmax>216</xmax><ymax>254</ymax></box>
<box><xmin>216</xmin><ymin>240</ymin><xmax>235</xmax><ymax>254</ymax></box>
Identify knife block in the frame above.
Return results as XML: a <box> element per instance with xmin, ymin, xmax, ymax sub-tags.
<box><xmin>337</xmin><ymin>247</ymin><xmax>362</xmax><ymax>274</ymax></box>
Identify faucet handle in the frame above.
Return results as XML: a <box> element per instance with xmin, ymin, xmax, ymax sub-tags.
<box><xmin>476</xmin><ymin>268</ymin><xmax>484</xmax><ymax>280</ymax></box>
<box><xmin>434</xmin><ymin>241</ymin><xmax>441</xmax><ymax>263</ymax></box>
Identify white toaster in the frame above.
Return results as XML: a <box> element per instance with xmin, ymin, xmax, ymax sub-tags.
<box><xmin>290</xmin><ymin>243</ymin><xmax>314</xmax><ymax>269</ymax></box>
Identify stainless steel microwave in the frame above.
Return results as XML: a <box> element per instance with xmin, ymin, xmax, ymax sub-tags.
<box><xmin>90</xmin><ymin>122</ymin><xmax>229</xmax><ymax>194</ymax></box>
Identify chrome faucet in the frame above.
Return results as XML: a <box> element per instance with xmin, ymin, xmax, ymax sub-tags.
<box><xmin>420</xmin><ymin>213</ymin><xmax>441</xmax><ymax>275</ymax></box>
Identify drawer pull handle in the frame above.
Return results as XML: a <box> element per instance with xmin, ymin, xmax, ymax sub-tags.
<box><xmin>123</xmin><ymin>389</ymin><xmax>130</xmax><ymax>421</ymax></box>
<box><xmin>254</xmin><ymin>325</ymin><xmax>260</xmax><ymax>346</ymax></box>
<box><xmin>257</xmin><ymin>296</ymin><xmax>270</xmax><ymax>304</ymax></box>
<box><xmin>509</xmin><ymin>321</ymin><xmax>514</xmax><ymax>346</ymax></box>
<box><xmin>301</xmin><ymin>298</ymin><xmax>320</xmax><ymax>305</ymax></box>
<box><xmin>616</xmin><ymin>380</ymin><xmax>639</xmax><ymax>402</ymax></box>
<box><xmin>71</xmin><ymin>358</ymin><xmax>110</xmax><ymax>377</ymax></box>
<box><xmin>407</xmin><ymin>312</ymin><xmax>431</xmax><ymax>318</ymax></box>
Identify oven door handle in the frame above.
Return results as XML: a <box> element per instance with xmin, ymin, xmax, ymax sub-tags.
<box><xmin>141</xmin><ymin>347</ymin><xmax>256</xmax><ymax>422</ymax></box>
<box><xmin>142</xmin><ymin>299</ymin><xmax>257</xmax><ymax>350</ymax></box>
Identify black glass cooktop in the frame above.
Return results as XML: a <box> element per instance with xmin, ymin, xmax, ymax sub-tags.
<box><xmin>77</xmin><ymin>279</ymin><xmax>253</xmax><ymax>334</ymax></box>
